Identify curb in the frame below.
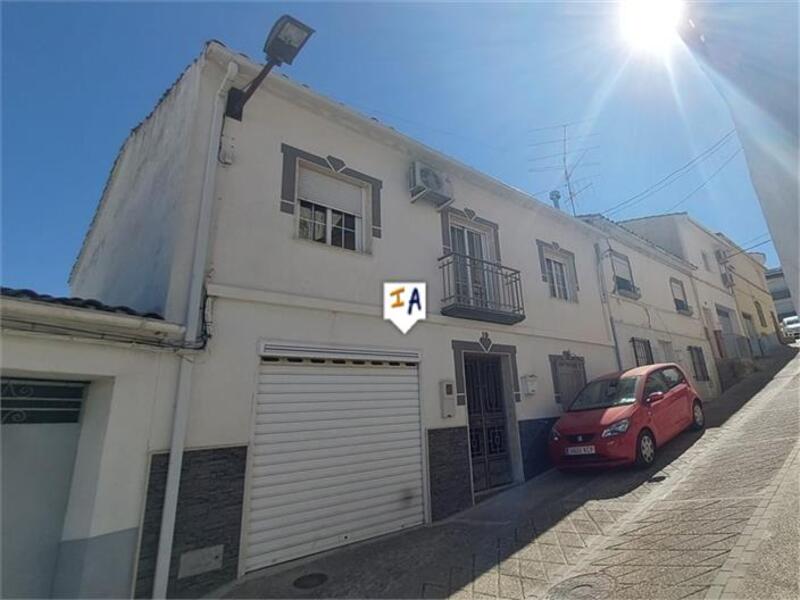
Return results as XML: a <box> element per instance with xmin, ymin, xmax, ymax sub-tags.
<box><xmin>705</xmin><ymin>440</ymin><xmax>800</xmax><ymax>600</ymax></box>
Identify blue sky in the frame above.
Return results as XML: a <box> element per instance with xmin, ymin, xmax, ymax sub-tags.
<box><xmin>2</xmin><ymin>2</ymin><xmax>776</xmax><ymax>296</ymax></box>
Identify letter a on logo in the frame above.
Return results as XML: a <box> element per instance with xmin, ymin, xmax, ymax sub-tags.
<box><xmin>384</xmin><ymin>282</ymin><xmax>426</xmax><ymax>334</ymax></box>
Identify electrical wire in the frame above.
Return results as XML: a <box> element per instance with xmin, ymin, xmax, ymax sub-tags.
<box><xmin>723</xmin><ymin>239</ymin><xmax>773</xmax><ymax>260</ymax></box>
<box><xmin>664</xmin><ymin>147</ymin><xmax>743</xmax><ymax>212</ymax></box>
<box><xmin>602</xmin><ymin>129</ymin><xmax>736</xmax><ymax>217</ymax></box>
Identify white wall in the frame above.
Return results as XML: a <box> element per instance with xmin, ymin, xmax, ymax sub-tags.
<box><xmin>2</xmin><ymin>421</ymin><xmax>81</xmax><ymax>598</ymax></box>
<box><xmin>70</xmin><ymin>55</ymin><xmax>213</xmax><ymax>324</ymax></box>
<box><xmin>623</xmin><ymin>215</ymin><xmax>744</xmax><ymax>335</ymax></box>
<box><xmin>1</xmin><ymin>333</ymin><xmax>180</xmax><ymax>541</ymax></box>
<box><xmin>205</xmin><ymin>69</ymin><xmax>613</xmax><ymax>350</ymax></box>
<box><xmin>592</xmin><ymin>231</ymin><xmax>721</xmax><ymax>397</ymax></box>
<box><xmin>143</xmin><ymin>294</ymin><xmax>619</xmax><ymax>453</ymax></box>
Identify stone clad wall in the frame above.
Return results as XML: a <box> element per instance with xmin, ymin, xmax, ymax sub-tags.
<box><xmin>135</xmin><ymin>447</ymin><xmax>247</xmax><ymax>598</ymax></box>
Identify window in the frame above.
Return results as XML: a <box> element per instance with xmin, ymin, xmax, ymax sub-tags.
<box><xmin>659</xmin><ymin>340</ymin><xmax>675</xmax><ymax>362</ymax></box>
<box><xmin>545</xmin><ymin>257</ymin><xmax>569</xmax><ymax>300</ymax></box>
<box><xmin>701</xmin><ymin>251</ymin><xmax>711</xmax><ymax>271</ymax></box>
<box><xmin>688</xmin><ymin>346</ymin><xmax>710</xmax><ymax>381</ymax></box>
<box><xmin>632</xmin><ymin>338</ymin><xmax>654</xmax><ymax>367</ymax></box>
<box><xmin>611</xmin><ymin>252</ymin><xmax>638</xmax><ymax>296</ymax></box>
<box><xmin>661</xmin><ymin>367</ymin><xmax>686</xmax><ymax>388</ymax></box>
<box><xmin>670</xmin><ymin>278</ymin><xmax>691</xmax><ymax>314</ymax></box>
<box><xmin>298</xmin><ymin>201</ymin><xmax>359</xmax><ymax>250</ymax></box>
<box><xmin>280</xmin><ymin>144</ymin><xmax>383</xmax><ymax>238</ymax></box>
<box><xmin>537</xmin><ymin>240</ymin><xmax>578</xmax><ymax>302</ymax></box>
<box><xmin>296</xmin><ymin>166</ymin><xmax>363</xmax><ymax>251</ymax></box>
<box><xmin>755</xmin><ymin>301</ymin><xmax>767</xmax><ymax>327</ymax></box>
<box><xmin>644</xmin><ymin>371</ymin><xmax>669</xmax><ymax>396</ymax></box>
<box><xmin>450</xmin><ymin>224</ymin><xmax>492</xmax><ymax>305</ymax></box>
<box><xmin>567</xmin><ymin>377</ymin><xmax>638</xmax><ymax>411</ymax></box>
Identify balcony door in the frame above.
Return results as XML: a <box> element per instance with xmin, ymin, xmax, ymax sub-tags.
<box><xmin>450</xmin><ymin>224</ymin><xmax>495</xmax><ymax>308</ymax></box>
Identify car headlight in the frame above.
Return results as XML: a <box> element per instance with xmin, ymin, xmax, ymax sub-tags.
<box><xmin>601</xmin><ymin>418</ymin><xmax>630</xmax><ymax>438</ymax></box>
<box><xmin>550</xmin><ymin>426</ymin><xmax>561</xmax><ymax>442</ymax></box>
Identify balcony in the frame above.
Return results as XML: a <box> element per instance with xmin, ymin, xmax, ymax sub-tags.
<box><xmin>438</xmin><ymin>253</ymin><xmax>525</xmax><ymax>325</ymax></box>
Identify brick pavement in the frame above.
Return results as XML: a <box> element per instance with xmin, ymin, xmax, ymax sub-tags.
<box><xmin>220</xmin><ymin>348</ymin><xmax>799</xmax><ymax>600</ymax></box>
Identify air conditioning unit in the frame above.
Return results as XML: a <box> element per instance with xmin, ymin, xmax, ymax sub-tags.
<box><xmin>721</xmin><ymin>272</ymin><xmax>735</xmax><ymax>287</ymax></box>
<box><xmin>714</xmin><ymin>249</ymin><xmax>728</xmax><ymax>263</ymax></box>
<box><xmin>409</xmin><ymin>161</ymin><xmax>454</xmax><ymax>209</ymax></box>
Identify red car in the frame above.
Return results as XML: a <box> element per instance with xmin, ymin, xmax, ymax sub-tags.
<box><xmin>548</xmin><ymin>363</ymin><xmax>705</xmax><ymax>469</ymax></box>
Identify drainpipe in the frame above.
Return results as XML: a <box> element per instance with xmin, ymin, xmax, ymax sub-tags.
<box><xmin>595</xmin><ymin>241</ymin><xmax>623</xmax><ymax>370</ymax></box>
<box><xmin>152</xmin><ymin>59</ymin><xmax>239</xmax><ymax>599</ymax></box>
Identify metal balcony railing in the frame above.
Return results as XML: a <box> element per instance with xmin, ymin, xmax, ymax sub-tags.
<box><xmin>438</xmin><ymin>253</ymin><xmax>525</xmax><ymax>325</ymax></box>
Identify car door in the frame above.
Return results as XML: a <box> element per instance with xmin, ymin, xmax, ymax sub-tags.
<box><xmin>661</xmin><ymin>366</ymin><xmax>692</xmax><ymax>434</ymax></box>
<box><xmin>642</xmin><ymin>370</ymin><xmax>672</xmax><ymax>443</ymax></box>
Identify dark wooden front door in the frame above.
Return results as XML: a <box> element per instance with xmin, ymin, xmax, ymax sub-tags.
<box><xmin>465</xmin><ymin>355</ymin><xmax>512</xmax><ymax>492</ymax></box>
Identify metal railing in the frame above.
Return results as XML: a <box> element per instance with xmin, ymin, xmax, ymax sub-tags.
<box><xmin>438</xmin><ymin>253</ymin><xmax>525</xmax><ymax>324</ymax></box>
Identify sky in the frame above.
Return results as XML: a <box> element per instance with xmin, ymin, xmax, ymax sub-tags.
<box><xmin>1</xmin><ymin>2</ymin><xmax>778</xmax><ymax>296</ymax></box>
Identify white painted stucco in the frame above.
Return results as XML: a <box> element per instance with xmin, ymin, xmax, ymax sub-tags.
<box><xmin>69</xmin><ymin>54</ymin><xmax>216</xmax><ymax>324</ymax></box>
<box><xmin>1</xmin><ymin>332</ymin><xmax>180</xmax><ymax>540</ymax></box>
<box><xmin>583</xmin><ymin>216</ymin><xmax>721</xmax><ymax>398</ymax></box>
<box><xmin>621</xmin><ymin>214</ymin><xmax>746</xmax><ymax>339</ymax></box>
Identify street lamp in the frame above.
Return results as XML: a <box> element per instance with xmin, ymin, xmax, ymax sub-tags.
<box><xmin>226</xmin><ymin>14</ymin><xmax>314</xmax><ymax>120</ymax></box>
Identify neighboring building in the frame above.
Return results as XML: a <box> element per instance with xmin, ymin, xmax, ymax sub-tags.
<box><xmin>1</xmin><ymin>288</ymin><xmax>183</xmax><ymax>599</ymax></box>
<box><xmin>580</xmin><ymin>215</ymin><xmax>720</xmax><ymax>399</ymax></box>
<box><xmin>713</xmin><ymin>234</ymin><xmax>782</xmax><ymax>356</ymax></box>
<box><xmin>766</xmin><ymin>267</ymin><xmax>797</xmax><ymax>321</ymax></box>
<box><xmin>619</xmin><ymin>213</ymin><xmax>777</xmax><ymax>390</ymax></box>
<box><xmin>67</xmin><ymin>41</ymin><xmax>621</xmax><ymax>597</ymax></box>
<box><xmin>620</xmin><ymin>214</ymin><xmax>749</xmax><ymax>360</ymax></box>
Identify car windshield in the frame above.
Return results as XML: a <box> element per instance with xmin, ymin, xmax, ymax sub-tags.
<box><xmin>784</xmin><ymin>317</ymin><xmax>799</xmax><ymax>325</ymax></box>
<box><xmin>568</xmin><ymin>377</ymin><xmax>639</xmax><ymax>411</ymax></box>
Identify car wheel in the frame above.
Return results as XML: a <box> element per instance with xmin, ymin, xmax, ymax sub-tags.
<box><xmin>691</xmin><ymin>400</ymin><xmax>705</xmax><ymax>431</ymax></box>
<box><xmin>635</xmin><ymin>430</ymin><xmax>656</xmax><ymax>468</ymax></box>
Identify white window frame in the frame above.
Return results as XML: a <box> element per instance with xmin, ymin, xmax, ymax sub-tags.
<box><xmin>536</xmin><ymin>240</ymin><xmax>579</xmax><ymax>303</ymax></box>
<box><xmin>545</xmin><ymin>257</ymin><xmax>570</xmax><ymax>301</ymax></box>
<box><xmin>610</xmin><ymin>251</ymin><xmax>638</xmax><ymax>296</ymax></box>
<box><xmin>670</xmin><ymin>278</ymin><xmax>691</xmax><ymax>313</ymax></box>
<box><xmin>295</xmin><ymin>162</ymin><xmax>367</xmax><ymax>253</ymax></box>
<box><xmin>449</xmin><ymin>220</ymin><xmax>498</xmax><ymax>307</ymax></box>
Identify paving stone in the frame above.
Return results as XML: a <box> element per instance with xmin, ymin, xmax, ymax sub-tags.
<box><xmin>220</xmin><ymin>351</ymin><xmax>799</xmax><ymax>600</ymax></box>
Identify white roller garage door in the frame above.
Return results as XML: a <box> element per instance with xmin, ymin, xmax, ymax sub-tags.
<box><xmin>245</xmin><ymin>358</ymin><xmax>424</xmax><ymax>572</ymax></box>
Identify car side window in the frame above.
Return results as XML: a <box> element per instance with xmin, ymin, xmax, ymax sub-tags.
<box><xmin>644</xmin><ymin>371</ymin><xmax>669</xmax><ymax>396</ymax></box>
<box><xmin>661</xmin><ymin>367</ymin><xmax>685</xmax><ymax>389</ymax></box>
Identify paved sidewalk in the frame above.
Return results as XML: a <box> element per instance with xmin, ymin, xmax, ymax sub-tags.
<box><xmin>220</xmin><ymin>348</ymin><xmax>799</xmax><ymax>600</ymax></box>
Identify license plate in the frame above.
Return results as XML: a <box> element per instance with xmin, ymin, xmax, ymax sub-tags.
<box><xmin>566</xmin><ymin>445</ymin><xmax>596</xmax><ymax>456</ymax></box>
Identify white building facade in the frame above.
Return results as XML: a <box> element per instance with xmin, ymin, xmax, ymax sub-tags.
<box><xmin>580</xmin><ymin>216</ymin><xmax>721</xmax><ymax>400</ymax></box>
<box><xmin>67</xmin><ymin>42</ymin><xmax>623</xmax><ymax>597</ymax></box>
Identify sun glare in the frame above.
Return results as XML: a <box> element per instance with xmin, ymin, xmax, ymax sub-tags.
<box><xmin>619</xmin><ymin>0</ymin><xmax>685</xmax><ymax>56</ymax></box>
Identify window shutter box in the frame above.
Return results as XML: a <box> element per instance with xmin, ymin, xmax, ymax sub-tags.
<box><xmin>298</xmin><ymin>167</ymin><xmax>363</xmax><ymax>216</ymax></box>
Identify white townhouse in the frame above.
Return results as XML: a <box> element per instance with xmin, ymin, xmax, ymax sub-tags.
<box><xmin>52</xmin><ymin>41</ymin><xmax>624</xmax><ymax>597</ymax></box>
<box><xmin>620</xmin><ymin>213</ymin><xmax>777</xmax><ymax>388</ymax></box>
<box><xmin>580</xmin><ymin>215</ymin><xmax>721</xmax><ymax>399</ymax></box>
